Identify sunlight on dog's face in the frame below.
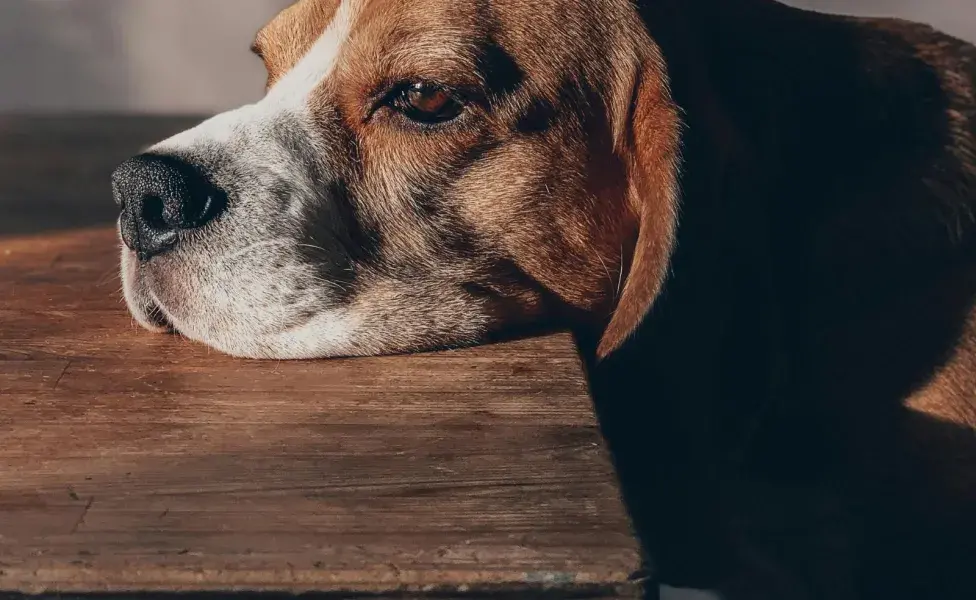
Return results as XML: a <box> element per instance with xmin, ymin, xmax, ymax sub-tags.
<box><xmin>114</xmin><ymin>0</ymin><xmax>679</xmax><ymax>359</ymax></box>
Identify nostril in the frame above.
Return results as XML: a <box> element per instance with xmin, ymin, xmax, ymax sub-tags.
<box><xmin>182</xmin><ymin>187</ymin><xmax>226</xmax><ymax>230</ymax></box>
<box><xmin>141</xmin><ymin>195</ymin><xmax>168</xmax><ymax>231</ymax></box>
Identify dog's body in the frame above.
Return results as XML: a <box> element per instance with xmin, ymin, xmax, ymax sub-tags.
<box><xmin>112</xmin><ymin>1</ymin><xmax>976</xmax><ymax>597</ymax></box>
<box><xmin>588</xmin><ymin>3</ymin><xmax>976</xmax><ymax>598</ymax></box>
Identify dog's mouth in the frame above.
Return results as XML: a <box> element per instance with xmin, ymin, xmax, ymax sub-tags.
<box><xmin>145</xmin><ymin>303</ymin><xmax>177</xmax><ymax>333</ymax></box>
<box><xmin>138</xmin><ymin>296</ymin><xmax>177</xmax><ymax>335</ymax></box>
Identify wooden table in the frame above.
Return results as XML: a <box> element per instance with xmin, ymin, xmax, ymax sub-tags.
<box><xmin>0</xmin><ymin>116</ymin><xmax>645</xmax><ymax>598</ymax></box>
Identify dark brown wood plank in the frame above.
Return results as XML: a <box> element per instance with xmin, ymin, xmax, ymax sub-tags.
<box><xmin>0</xmin><ymin>117</ymin><xmax>641</xmax><ymax>598</ymax></box>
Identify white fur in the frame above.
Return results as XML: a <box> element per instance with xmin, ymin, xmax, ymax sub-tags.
<box><xmin>121</xmin><ymin>0</ymin><xmax>369</xmax><ymax>359</ymax></box>
<box><xmin>152</xmin><ymin>0</ymin><xmax>359</xmax><ymax>152</ymax></box>
<box><xmin>265</xmin><ymin>0</ymin><xmax>359</xmax><ymax>108</ymax></box>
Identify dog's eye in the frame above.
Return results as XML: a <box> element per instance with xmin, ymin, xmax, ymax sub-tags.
<box><xmin>390</xmin><ymin>82</ymin><xmax>464</xmax><ymax>124</ymax></box>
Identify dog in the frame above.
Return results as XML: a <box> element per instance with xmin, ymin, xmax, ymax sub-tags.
<box><xmin>111</xmin><ymin>0</ymin><xmax>976</xmax><ymax>598</ymax></box>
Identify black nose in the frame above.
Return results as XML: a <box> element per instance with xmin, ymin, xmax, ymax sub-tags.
<box><xmin>111</xmin><ymin>154</ymin><xmax>226</xmax><ymax>260</ymax></box>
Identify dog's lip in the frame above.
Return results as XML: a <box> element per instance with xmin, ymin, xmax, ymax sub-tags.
<box><xmin>121</xmin><ymin>245</ymin><xmax>178</xmax><ymax>335</ymax></box>
<box><xmin>140</xmin><ymin>296</ymin><xmax>176</xmax><ymax>334</ymax></box>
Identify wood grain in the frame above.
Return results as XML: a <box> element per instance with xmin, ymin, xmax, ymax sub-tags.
<box><xmin>0</xmin><ymin>117</ymin><xmax>642</xmax><ymax>598</ymax></box>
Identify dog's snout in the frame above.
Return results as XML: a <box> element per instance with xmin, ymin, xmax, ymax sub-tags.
<box><xmin>112</xmin><ymin>154</ymin><xmax>226</xmax><ymax>261</ymax></box>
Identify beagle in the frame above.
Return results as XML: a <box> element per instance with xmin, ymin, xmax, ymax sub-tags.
<box><xmin>111</xmin><ymin>0</ymin><xmax>976</xmax><ymax>597</ymax></box>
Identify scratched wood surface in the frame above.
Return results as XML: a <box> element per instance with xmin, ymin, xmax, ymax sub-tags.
<box><xmin>0</xmin><ymin>116</ymin><xmax>643</xmax><ymax>598</ymax></box>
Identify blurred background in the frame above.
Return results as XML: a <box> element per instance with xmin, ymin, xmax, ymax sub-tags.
<box><xmin>0</xmin><ymin>0</ymin><xmax>974</xmax><ymax>115</ymax></box>
<box><xmin>0</xmin><ymin>2</ymin><xmax>972</xmax><ymax>598</ymax></box>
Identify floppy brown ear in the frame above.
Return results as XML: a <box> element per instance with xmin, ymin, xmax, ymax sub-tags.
<box><xmin>597</xmin><ymin>51</ymin><xmax>683</xmax><ymax>359</ymax></box>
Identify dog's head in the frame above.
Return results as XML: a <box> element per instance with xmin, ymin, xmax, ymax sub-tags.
<box><xmin>113</xmin><ymin>0</ymin><xmax>681</xmax><ymax>359</ymax></box>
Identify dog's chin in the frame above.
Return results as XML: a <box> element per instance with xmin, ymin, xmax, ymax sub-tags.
<box><xmin>164</xmin><ymin>304</ymin><xmax>363</xmax><ymax>360</ymax></box>
<box><xmin>118</xmin><ymin>244</ymin><xmax>502</xmax><ymax>361</ymax></box>
<box><xmin>119</xmin><ymin>248</ymin><xmax>363</xmax><ymax>360</ymax></box>
<box><xmin>126</xmin><ymin>291</ymin><xmax>365</xmax><ymax>360</ymax></box>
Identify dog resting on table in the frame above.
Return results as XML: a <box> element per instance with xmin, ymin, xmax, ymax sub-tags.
<box><xmin>111</xmin><ymin>0</ymin><xmax>976</xmax><ymax>598</ymax></box>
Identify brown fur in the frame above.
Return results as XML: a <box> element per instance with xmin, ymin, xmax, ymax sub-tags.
<box><xmin>246</xmin><ymin>0</ymin><xmax>665</xmax><ymax>353</ymax></box>
<box><xmin>216</xmin><ymin>0</ymin><xmax>976</xmax><ymax>596</ymax></box>
<box><xmin>253</xmin><ymin>0</ymin><xmax>341</xmax><ymax>87</ymax></box>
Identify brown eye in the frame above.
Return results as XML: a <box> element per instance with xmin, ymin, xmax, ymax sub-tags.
<box><xmin>390</xmin><ymin>82</ymin><xmax>464</xmax><ymax>124</ymax></box>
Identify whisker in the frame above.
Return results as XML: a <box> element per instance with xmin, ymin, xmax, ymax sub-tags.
<box><xmin>616</xmin><ymin>244</ymin><xmax>625</xmax><ymax>300</ymax></box>
<box><xmin>220</xmin><ymin>239</ymin><xmax>292</xmax><ymax>263</ymax></box>
<box><xmin>595</xmin><ymin>250</ymin><xmax>615</xmax><ymax>300</ymax></box>
<box><xmin>96</xmin><ymin>266</ymin><xmax>122</xmax><ymax>287</ymax></box>
<box><xmin>295</xmin><ymin>243</ymin><xmax>331</xmax><ymax>253</ymax></box>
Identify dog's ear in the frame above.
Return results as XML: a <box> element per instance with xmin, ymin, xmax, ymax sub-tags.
<box><xmin>597</xmin><ymin>47</ymin><xmax>682</xmax><ymax>359</ymax></box>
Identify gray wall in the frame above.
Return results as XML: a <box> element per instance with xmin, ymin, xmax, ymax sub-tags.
<box><xmin>0</xmin><ymin>0</ymin><xmax>291</xmax><ymax>113</ymax></box>
<box><xmin>1</xmin><ymin>0</ymin><xmax>974</xmax><ymax>113</ymax></box>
